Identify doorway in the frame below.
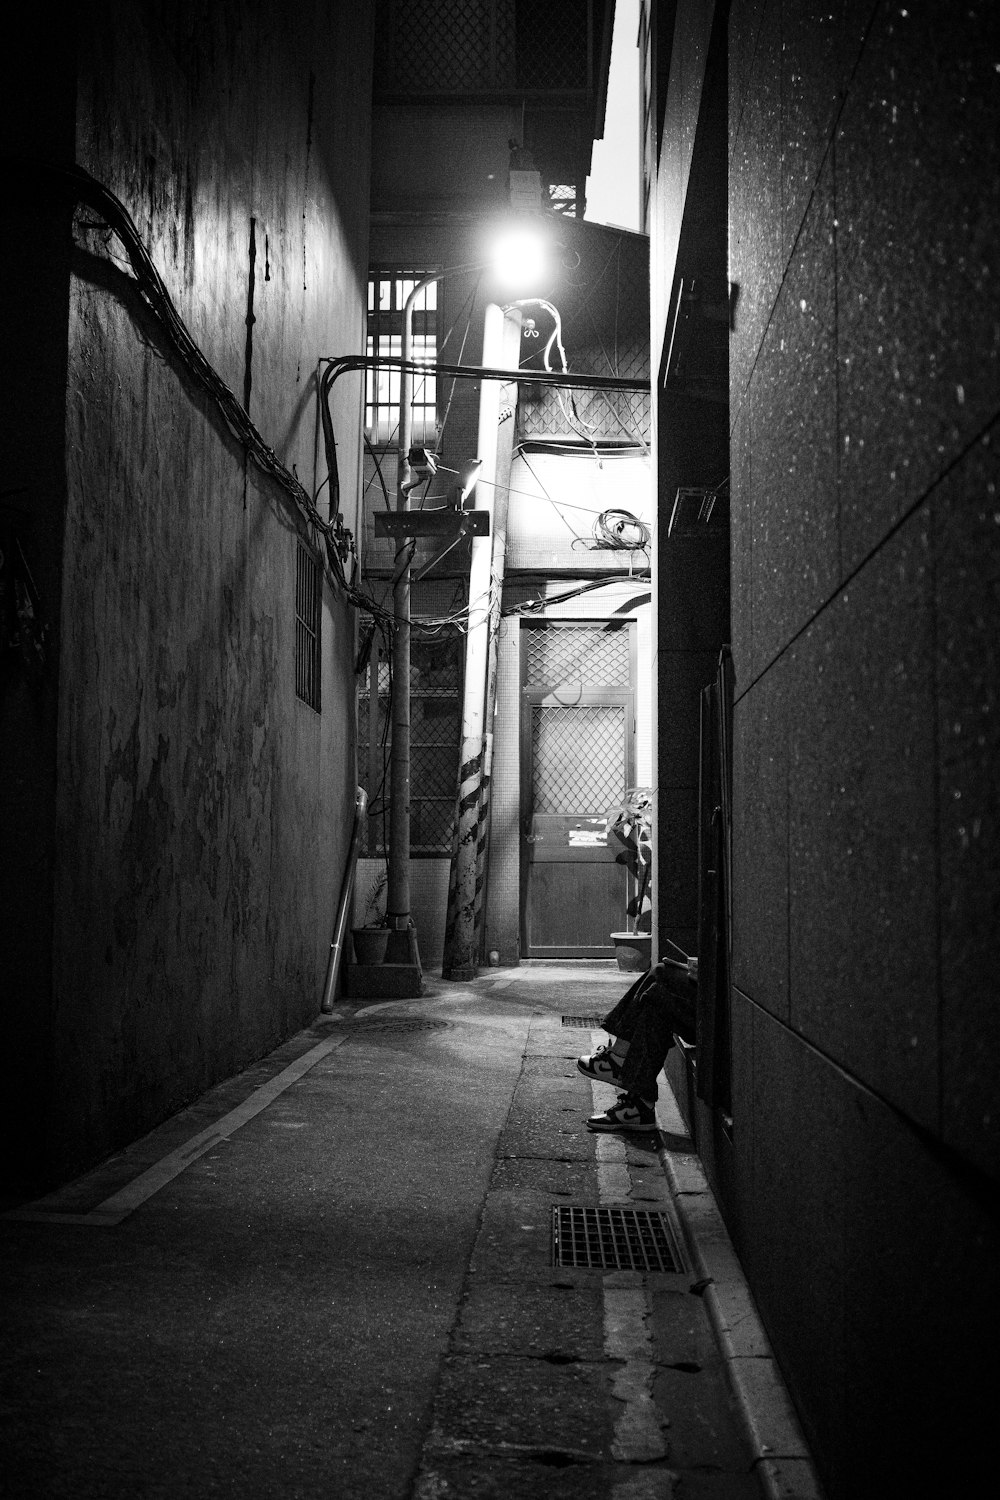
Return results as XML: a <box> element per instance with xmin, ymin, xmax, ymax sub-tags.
<box><xmin>519</xmin><ymin>621</ymin><xmax>636</xmax><ymax>958</ymax></box>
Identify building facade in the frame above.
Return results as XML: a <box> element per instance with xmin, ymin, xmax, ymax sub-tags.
<box><xmin>355</xmin><ymin>0</ymin><xmax>655</xmax><ymax>971</ymax></box>
<box><xmin>647</xmin><ymin>2</ymin><xmax>1000</xmax><ymax>1495</ymax></box>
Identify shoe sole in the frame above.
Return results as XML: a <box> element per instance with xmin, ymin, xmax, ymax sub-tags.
<box><xmin>576</xmin><ymin>1060</ymin><xmax>623</xmax><ymax>1084</ymax></box>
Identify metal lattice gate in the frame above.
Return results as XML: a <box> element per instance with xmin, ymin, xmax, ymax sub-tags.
<box><xmin>520</xmin><ymin>622</ymin><xmax>635</xmax><ymax>958</ymax></box>
<box><xmin>531</xmin><ymin>704</ymin><xmax>627</xmax><ymax>814</ymax></box>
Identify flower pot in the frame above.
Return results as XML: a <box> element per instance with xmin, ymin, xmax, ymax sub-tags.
<box><xmin>352</xmin><ymin>927</ymin><xmax>390</xmax><ymax>965</ymax></box>
<box><xmin>610</xmin><ymin>931</ymin><xmax>651</xmax><ymax>972</ymax></box>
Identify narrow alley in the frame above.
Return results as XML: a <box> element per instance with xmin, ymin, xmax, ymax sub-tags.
<box><xmin>0</xmin><ymin>966</ymin><xmax>810</xmax><ymax>1499</ymax></box>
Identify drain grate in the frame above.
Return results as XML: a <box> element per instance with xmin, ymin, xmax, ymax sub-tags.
<box><xmin>552</xmin><ymin>1206</ymin><xmax>683</xmax><ymax>1272</ymax></box>
<box><xmin>561</xmin><ymin>1016</ymin><xmax>608</xmax><ymax>1029</ymax></box>
<box><xmin>347</xmin><ymin>1017</ymin><xmax>450</xmax><ymax>1035</ymax></box>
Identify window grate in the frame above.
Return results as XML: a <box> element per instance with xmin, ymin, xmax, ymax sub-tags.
<box><xmin>552</xmin><ymin>1206</ymin><xmax>682</xmax><ymax>1273</ymax></box>
<box><xmin>358</xmin><ymin>630</ymin><xmax>463</xmax><ymax>855</ymax></box>
<box><xmin>524</xmin><ymin>622</ymin><xmax>631</xmax><ymax>688</ymax></box>
<box><xmin>295</xmin><ymin>542</ymin><xmax>322</xmax><ymax>710</ymax></box>
<box><xmin>531</xmin><ymin>704</ymin><xmax>626</xmax><ymax>813</ymax></box>
<box><xmin>561</xmin><ymin>1015</ymin><xmax>608</xmax><ymax>1028</ymax></box>
<box><xmin>366</xmin><ymin>272</ymin><xmax>438</xmax><ymax>447</ymax></box>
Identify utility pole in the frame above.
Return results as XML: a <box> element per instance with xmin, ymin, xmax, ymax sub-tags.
<box><xmin>443</xmin><ymin>303</ymin><xmax>520</xmax><ymax>979</ymax></box>
<box><xmin>385</xmin><ymin>276</ymin><xmax>425</xmax><ymax>977</ymax></box>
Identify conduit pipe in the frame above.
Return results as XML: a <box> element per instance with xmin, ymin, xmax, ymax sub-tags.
<box><xmin>320</xmin><ymin>786</ymin><xmax>368</xmax><ymax>1013</ymax></box>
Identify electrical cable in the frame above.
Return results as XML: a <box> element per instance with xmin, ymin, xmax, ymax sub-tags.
<box><xmin>502</xmin><ymin>573</ymin><xmax>651</xmax><ymax>618</ymax></box>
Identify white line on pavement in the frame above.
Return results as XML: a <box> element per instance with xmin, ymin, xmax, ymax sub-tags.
<box><xmin>4</xmin><ymin>1034</ymin><xmax>348</xmax><ymax>1228</ymax></box>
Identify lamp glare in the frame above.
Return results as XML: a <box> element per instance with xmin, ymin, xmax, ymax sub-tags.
<box><xmin>492</xmin><ymin>227</ymin><xmax>547</xmax><ymax>293</ymax></box>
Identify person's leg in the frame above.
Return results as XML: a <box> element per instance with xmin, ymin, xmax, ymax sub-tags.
<box><xmin>576</xmin><ymin>967</ymin><xmax>657</xmax><ymax>1085</ymax></box>
<box><xmin>585</xmin><ymin>959</ymin><xmax>697</xmax><ymax>1130</ymax></box>
<box><xmin>600</xmin><ymin>966</ymin><xmax>659</xmax><ymax>1040</ymax></box>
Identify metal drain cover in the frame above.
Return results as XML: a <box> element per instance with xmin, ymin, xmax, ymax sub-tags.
<box><xmin>552</xmin><ymin>1206</ymin><xmax>683</xmax><ymax>1272</ymax></box>
<box><xmin>561</xmin><ymin>1016</ymin><xmax>608</xmax><ymax>1029</ymax></box>
<box><xmin>348</xmin><ymin>1016</ymin><xmax>450</xmax><ymax>1035</ymax></box>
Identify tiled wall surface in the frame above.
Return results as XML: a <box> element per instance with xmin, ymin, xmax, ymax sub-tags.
<box><xmin>727</xmin><ymin>1</ymin><xmax>1000</xmax><ymax>1493</ymax></box>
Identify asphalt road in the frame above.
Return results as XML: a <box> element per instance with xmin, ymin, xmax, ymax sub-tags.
<box><xmin>0</xmin><ymin>966</ymin><xmax>760</xmax><ymax>1499</ymax></box>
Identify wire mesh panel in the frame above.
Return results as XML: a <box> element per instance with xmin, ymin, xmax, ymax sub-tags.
<box><xmin>517</xmin><ymin>230</ymin><xmax>651</xmax><ymax>444</ymax></box>
<box><xmin>531</xmin><ymin>704</ymin><xmax>625</xmax><ymax>814</ymax></box>
<box><xmin>516</xmin><ymin>0</ymin><xmax>590</xmax><ymax>90</ymax></box>
<box><xmin>358</xmin><ymin>632</ymin><xmax>463</xmax><ymax>855</ymax></box>
<box><xmin>524</xmin><ymin>623</ymin><xmax>631</xmax><ymax>688</ymax></box>
<box><xmin>551</xmin><ymin>1207</ymin><xmax>683</xmax><ymax>1271</ymax></box>
<box><xmin>379</xmin><ymin>0</ymin><xmax>516</xmax><ymax>92</ymax></box>
<box><xmin>376</xmin><ymin>0</ymin><xmax>592</xmax><ymax>94</ymax></box>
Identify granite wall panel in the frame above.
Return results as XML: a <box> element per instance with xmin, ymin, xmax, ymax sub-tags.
<box><xmin>729</xmin><ymin>396</ymin><xmax>752</xmax><ymax>686</ymax></box>
<box><xmin>731</xmin><ymin>657</ymin><xmax>789</xmax><ymax>1021</ymax></box>
<box><xmin>835</xmin><ymin>0</ymin><xmax>1000</xmax><ymax>573</ymax></box>
<box><xmin>729</xmin><ymin>0</ymin><xmax>783</xmax><ymax>405</ymax></box>
<box><xmin>779</xmin><ymin>0</ymin><xmax>875</xmax><ymax>262</ymax></box>
<box><xmin>933</xmin><ymin>423</ymin><xmax>1000</xmax><ymax>1180</ymax></box>
<box><xmin>838</xmin><ymin>1068</ymin><xmax>1000</xmax><ymax>1498</ymax></box>
<box><xmin>787</xmin><ymin>508</ymin><xmax>938</xmax><ymax>1128</ymax></box>
<box><xmin>726</xmin><ymin>985</ymin><xmax>756</xmax><ymax>1254</ymax></box>
<box><xmin>728</xmin><ymin>0</ymin><xmax>767</xmax><ymax>165</ymax></box>
<box><xmin>744</xmin><ymin>1002</ymin><xmax>1000</xmax><ymax>1499</ymax></box>
<box><xmin>749</xmin><ymin>1006</ymin><xmax>847</xmax><ymax>1474</ymax></box>
<box><xmin>749</xmin><ymin>171</ymin><xmax>839</xmax><ymax>675</ymax></box>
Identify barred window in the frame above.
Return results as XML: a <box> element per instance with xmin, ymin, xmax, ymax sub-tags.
<box><xmin>358</xmin><ymin>630</ymin><xmax>463</xmax><ymax>855</ymax></box>
<box><xmin>295</xmin><ymin>542</ymin><xmax>322</xmax><ymax>710</ymax></box>
<box><xmin>365</xmin><ymin>273</ymin><xmax>438</xmax><ymax>448</ymax></box>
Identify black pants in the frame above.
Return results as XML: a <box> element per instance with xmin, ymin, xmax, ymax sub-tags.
<box><xmin>601</xmin><ymin>959</ymin><xmax>696</xmax><ymax>1101</ymax></box>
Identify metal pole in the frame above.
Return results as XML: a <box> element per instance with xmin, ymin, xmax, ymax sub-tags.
<box><xmin>320</xmin><ymin>787</ymin><xmax>368</xmax><ymax>1012</ymax></box>
<box><xmin>442</xmin><ymin>302</ymin><xmax>508</xmax><ymax>979</ymax></box>
<box><xmin>388</xmin><ymin>268</ymin><xmax>481</xmax><ymax>946</ymax></box>
<box><xmin>387</xmin><ymin>281</ymin><xmax>421</xmax><ymax>935</ymax></box>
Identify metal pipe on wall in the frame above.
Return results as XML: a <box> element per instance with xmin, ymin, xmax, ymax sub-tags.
<box><xmin>320</xmin><ymin>786</ymin><xmax>368</xmax><ymax>1013</ymax></box>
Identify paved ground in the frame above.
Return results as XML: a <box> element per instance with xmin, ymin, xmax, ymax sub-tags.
<box><xmin>1</xmin><ymin>964</ymin><xmax>765</xmax><ymax>1498</ymax></box>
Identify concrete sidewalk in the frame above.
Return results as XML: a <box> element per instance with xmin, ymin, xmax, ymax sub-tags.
<box><xmin>1</xmin><ymin>964</ymin><xmax>820</xmax><ymax>1498</ymax></box>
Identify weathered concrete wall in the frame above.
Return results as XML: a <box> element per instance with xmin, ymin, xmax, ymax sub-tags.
<box><xmin>0</xmin><ymin>22</ymin><xmax>79</xmax><ymax>1192</ymax></box>
<box><xmin>3</xmin><ymin>0</ymin><xmax>375</xmax><ymax>1190</ymax></box>
<box><xmin>724</xmin><ymin>1</ymin><xmax>1000</xmax><ymax>1494</ymax></box>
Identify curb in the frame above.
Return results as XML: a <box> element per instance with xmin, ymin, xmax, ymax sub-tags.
<box><xmin>654</xmin><ymin>1079</ymin><xmax>826</xmax><ymax>1500</ymax></box>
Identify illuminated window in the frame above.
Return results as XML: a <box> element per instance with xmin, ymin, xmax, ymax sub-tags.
<box><xmin>365</xmin><ymin>273</ymin><xmax>438</xmax><ymax>447</ymax></box>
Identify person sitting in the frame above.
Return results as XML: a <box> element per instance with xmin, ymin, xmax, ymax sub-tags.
<box><xmin>577</xmin><ymin>951</ymin><xmax>696</xmax><ymax>1131</ymax></box>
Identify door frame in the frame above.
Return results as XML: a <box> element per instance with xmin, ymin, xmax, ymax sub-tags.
<box><xmin>517</xmin><ymin>620</ymin><xmax>638</xmax><ymax>958</ymax></box>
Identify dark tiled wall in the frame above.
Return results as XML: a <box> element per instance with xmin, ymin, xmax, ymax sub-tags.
<box><xmin>726</xmin><ymin>0</ymin><xmax>1000</xmax><ymax>1493</ymax></box>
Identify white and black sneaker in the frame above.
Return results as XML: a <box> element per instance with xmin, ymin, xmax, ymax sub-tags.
<box><xmin>586</xmin><ymin>1093</ymin><xmax>656</xmax><ymax>1132</ymax></box>
<box><xmin>577</xmin><ymin>1042</ymin><xmax>625</xmax><ymax>1086</ymax></box>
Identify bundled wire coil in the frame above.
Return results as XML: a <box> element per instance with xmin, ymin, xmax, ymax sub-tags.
<box><xmin>593</xmin><ymin>509</ymin><xmax>650</xmax><ymax>551</ymax></box>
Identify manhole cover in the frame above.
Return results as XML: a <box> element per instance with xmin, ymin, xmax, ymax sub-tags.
<box><xmin>561</xmin><ymin>1016</ymin><xmax>608</xmax><ymax>1029</ymax></box>
<box><xmin>552</xmin><ymin>1206</ymin><xmax>683</xmax><ymax>1272</ymax></box>
<box><xmin>347</xmin><ymin>1016</ymin><xmax>450</xmax><ymax>1035</ymax></box>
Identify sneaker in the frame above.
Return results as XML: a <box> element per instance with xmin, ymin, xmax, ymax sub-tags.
<box><xmin>586</xmin><ymin>1093</ymin><xmax>656</xmax><ymax>1132</ymax></box>
<box><xmin>577</xmin><ymin>1042</ymin><xmax>624</xmax><ymax>1085</ymax></box>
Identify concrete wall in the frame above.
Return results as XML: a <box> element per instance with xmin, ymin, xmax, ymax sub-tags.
<box><xmin>1</xmin><ymin>0</ymin><xmax>375</xmax><ymax>1192</ymax></box>
<box><xmin>723</xmin><ymin>1</ymin><xmax>1000</xmax><ymax>1493</ymax></box>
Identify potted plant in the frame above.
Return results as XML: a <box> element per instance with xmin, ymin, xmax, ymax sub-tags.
<box><xmin>352</xmin><ymin>867</ymin><xmax>390</xmax><ymax>965</ymax></box>
<box><xmin>605</xmin><ymin>786</ymin><xmax>653</xmax><ymax>971</ymax></box>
